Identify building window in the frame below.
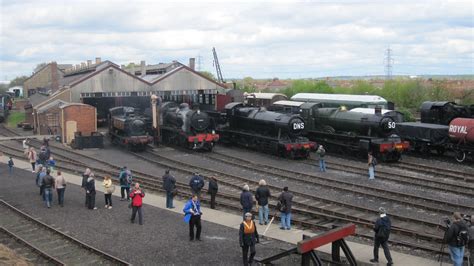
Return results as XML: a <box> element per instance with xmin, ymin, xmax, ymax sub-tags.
<box><xmin>46</xmin><ymin>113</ymin><xmax>59</xmax><ymax>128</ymax></box>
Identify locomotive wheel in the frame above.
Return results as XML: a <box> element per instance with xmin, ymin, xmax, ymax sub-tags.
<box><xmin>455</xmin><ymin>151</ymin><xmax>466</xmax><ymax>163</ymax></box>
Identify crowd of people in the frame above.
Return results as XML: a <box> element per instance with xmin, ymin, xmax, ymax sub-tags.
<box><xmin>15</xmin><ymin>139</ymin><xmax>474</xmax><ymax>266</ymax></box>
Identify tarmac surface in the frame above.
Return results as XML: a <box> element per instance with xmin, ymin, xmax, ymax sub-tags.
<box><xmin>0</xmin><ymin>163</ymin><xmax>301</xmax><ymax>265</ymax></box>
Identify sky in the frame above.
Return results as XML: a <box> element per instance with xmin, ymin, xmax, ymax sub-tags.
<box><xmin>0</xmin><ymin>0</ymin><xmax>473</xmax><ymax>81</ymax></box>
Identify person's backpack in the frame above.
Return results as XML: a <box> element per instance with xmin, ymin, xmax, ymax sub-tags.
<box><xmin>372</xmin><ymin>157</ymin><xmax>378</xmax><ymax>166</ymax></box>
<box><xmin>276</xmin><ymin>200</ymin><xmax>287</xmax><ymax>212</ymax></box>
<box><xmin>376</xmin><ymin>225</ymin><xmax>389</xmax><ymax>239</ymax></box>
<box><xmin>126</xmin><ymin>170</ymin><xmax>133</xmax><ymax>185</ymax></box>
<box><xmin>320</xmin><ymin>148</ymin><xmax>326</xmax><ymax>157</ymax></box>
<box><xmin>457</xmin><ymin>228</ymin><xmax>470</xmax><ymax>247</ymax></box>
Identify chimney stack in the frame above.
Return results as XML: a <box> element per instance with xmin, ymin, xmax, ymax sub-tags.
<box><xmin>87</xmin><ymin>60</ymin><xmax>92</xmax><ymax>67</ymax></box>
<box><xmin>95</xmin><ymin>57</ymin><xmax>101</xmax><ymax>64</ymax></box>
<box><xmin>189</xmin><ymin>58</ymin><xmax>195</xmax><ymax>70</ymax></box>
<box><xmin>140</xmin><ymin>60</ymin><xmax>146</xmax><ymax>76</ymax></box>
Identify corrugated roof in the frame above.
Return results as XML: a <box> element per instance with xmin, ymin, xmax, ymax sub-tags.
<box><xmin>28</xmin><ymin>93</ymin><xmax>49</xmax><ymax>107</ymax></box>
<box><xmin>245</xmin><ymin>93</ymin><xmax>287</xmax><ymax>100</ymax></box>
<box><xmin>273</xmin><ymin>100</ymin><xmax>305</xmax><ymax>107</ymax></box>
<box><xmin>291</xmin><ymin>93</ymin><xmax>387</xmax><ymax>103</ymax></box>
<box><xmin>36</xmin><ymin>99</ymin><xmax>68</xmax><ymax>113</ymax></box>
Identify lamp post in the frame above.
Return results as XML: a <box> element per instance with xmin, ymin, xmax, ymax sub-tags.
<box><xmin>151</xmin><ymin>94</ymin><xmax>161</xmax><ymax>145</ymax></box>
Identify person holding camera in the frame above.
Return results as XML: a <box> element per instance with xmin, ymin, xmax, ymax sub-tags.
<box><xmin>445</xmin><ymin>212</ymin><xmax>469</xmax><ymax>266</ymax></box>
<box><xmin>370</xmin><ymin>207</ymin><xmax>393</xmax><ymax>265</ymax></box>
<box><xmin>239</xmin><ymin>212</ymin><xmax>259</xmax><ymax>266</ymax></box>
<box><xmin>130</xmin><ymin>183</ymin><xmax>145</xmax><ymax>225</ymax></box>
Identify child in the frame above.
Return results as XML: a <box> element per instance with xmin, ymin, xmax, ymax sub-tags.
<box><xmin>8</xmin><ymin>157</ymin><xmax>14</xmax><ymax>175</ymax></box>
<box><xmin>48</xmin><ymin>156</ymin><xmax>56</xmax><ymax>174</ymax></box>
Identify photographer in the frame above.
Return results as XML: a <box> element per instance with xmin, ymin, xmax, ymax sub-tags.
<box><xmin>130</xmin><ymin>183</ymin><xmax>145</xmax><ymax>225</ymax></box>
<box><xmin>444</xmin><ymin>212</ymin><xmax>469</xmax><ymax>266</ymax></box>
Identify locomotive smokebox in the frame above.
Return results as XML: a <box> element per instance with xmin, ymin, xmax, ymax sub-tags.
<box><xmin>449</xmin><ymin>118</ymin><xmax>474</xmax><ymax>142</ymax></box>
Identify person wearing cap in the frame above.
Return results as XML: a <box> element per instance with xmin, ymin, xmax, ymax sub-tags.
<box><xmin>240</xmin><ymin>184</ymin><xmax>253</xmax><ymax>220</ymax></box>
<box><xmin>239</xmin><ymin>212</ymin><xmax>259</xmax><ymax>266</ymax></box>
<box><xmin>162</xmin><ymin>169</ymin><xmax>176</xmax><ymax>209</ymax></box>
<box><xmin>278</xmin><ymin>186</ymin><xmax>293</xmax><ymax>230</ymax></box>
<box><xmin>370</xmin><ymin>207</ymin><xmax>393</xmax><ymax>265</ymax></box>
<box><xmin>189</xmin><ymin>172</ymin><xmax>204</xmax><ymax>196</ymax></box>
<box><xmin>445</xmin><ymin>212</ymin><xmax>468</xmax><ymax>266</ymax></box>
<box><xmin>316</xmin><ymin>145</ymin><xmax>326</xmax><ymax>172</ymax></box>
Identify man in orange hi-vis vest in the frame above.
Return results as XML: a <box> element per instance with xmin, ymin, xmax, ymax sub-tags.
<box><xmin>239</xmin><ymin>212</ymin><xmax>259</xmax><ymax>266</ymax></box>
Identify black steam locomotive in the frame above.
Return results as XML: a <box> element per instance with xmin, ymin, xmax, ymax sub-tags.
<box><xmin>216</xmin><ymin>102</ymin><xmax>316</xmax><ymax>159</ymax></box>
<box><xmin>160</xmin><ymin>102</ymin><xmax>219</xmax><ymax>151</ymax></box>
<box><xmin>108</xmin><ymin>106</ymin><xmax>153</xmax><ymax>151</ymax></box>
<box><xmin>420</xmin><ymin>101</ymin><xmax>474</xmax><ymax>125</ymax></box>
<box><xmin>271</xmin><ymin>101</ymin><xmax>409</xmax><ymax>162</ymax></box>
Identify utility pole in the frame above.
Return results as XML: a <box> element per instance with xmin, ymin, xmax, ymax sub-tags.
<box><xmin>384</xmin><ymin>46</ymin><xmax>394</xmax><ymax>80</ymax></box>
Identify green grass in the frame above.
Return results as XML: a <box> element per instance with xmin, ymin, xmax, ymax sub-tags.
<box><xmin>7</xmin><ymin>111</ymin><xmax>26</xmax><ymax>128</ymax></box>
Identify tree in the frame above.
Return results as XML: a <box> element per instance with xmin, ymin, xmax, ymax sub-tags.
<box><xmin>199</xmin><ymin>71</ymin><xmax>216</xmax><ymax>81</ymax></box>
<box><xmin>8</xmin><ymin>75</ymin><xmax>29</xmax><ymax>88</ymax></box>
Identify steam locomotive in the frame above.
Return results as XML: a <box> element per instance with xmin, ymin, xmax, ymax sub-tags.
<box><xmin>160</xmin><ymin>102</ymin><xmax>219</xmax><ymax>151</ymax></box>
<box><xmin>420</xmin><ymin>101</ymin><xmax>474</xmax><ymax>125</ymax></box>
<box><xmin>215</xmin><ymin>102</ymin><xmax>316</xmax><ymax>159</ymax></box>
<box><xmin>108</xmin><ymin>106</ymin><xmax>153</xmax><ymax>151</ymax></box>
<box><xmin>271</xmin><ymin>101</ymin><xmax>409</xmax><ymax>162</ymax></box>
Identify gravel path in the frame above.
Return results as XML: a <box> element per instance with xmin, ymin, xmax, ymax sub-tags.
<box><xmin>0</xmin><ymin>165</ymin><xmax>302</xmax><ymax>265</ymax></box>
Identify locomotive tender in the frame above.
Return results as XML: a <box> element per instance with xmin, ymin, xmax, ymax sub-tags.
<box><xmin>216</xmin><ymin>102</ymin><xmax>316</xmax><ymax>159</ymax></box>
<box><xmin>421</xmin><ymin>101</ymin><xmax>474</xmax><ymax>125</ymax></box>
<box><xmin>108</xmin><ymin>106</ymin><xmax>153</xmax><ymax>151</ymax></box>
<box><xmin>272</xmin><ymin>100</ymin><xmax>409</xmax><ymax>162</ymax></box>
<box><xmin>160</xmin><ymin>102</ymin><xmax>219</xmax><ymax>151</ymax></box>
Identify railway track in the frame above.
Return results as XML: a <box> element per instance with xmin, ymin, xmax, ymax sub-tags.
<box><xmin>0</xmin><ymin>227</ymin><xmax>62</xmax><ymax>265</ymax></box>
<box><xmin>0</xmin><ymin>199</ymin><xmax>129</xmax><ymax>265</ymax></box>
<box><xmin>207</xmin><ymin>149</ymin><xmax>473</xmax><ymax>214</ymax></box>
<box><xmin>0</xmin><ymin>126</ymin><xmax>457</xmax><ymax>257</ymax></box>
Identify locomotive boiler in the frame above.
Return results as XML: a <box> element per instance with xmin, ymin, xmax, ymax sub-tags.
<box><xmin>108</xmin><ymin>106</ymin><xmax>153</xmax><ymax>151</ymax></box>
<box><xmin>160</xmin><ymin>102</ymin><xmax>218</xmax><ymax>151</ymax></box>
<box><xmin>313</xmin><ymin>107</ymin><xmax>398</xmax><ymax>137</ymax></box>
<box><xmin>217</xmin><ymin>102</ymin><xmax>316</xmax><ymax>159</ymax></box>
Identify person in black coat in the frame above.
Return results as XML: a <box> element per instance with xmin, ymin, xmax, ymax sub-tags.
<box><xmin>240</xmin><ymin>184</ymin><xmax>253</xmax><ymax>219</ymax></box>
<box><xmin>444</xmin><ymin>212</ymin><xmax>468</xmax><ymax>266</ymax></box>
<box><xmin>82</xmin><ymin>168</ymin><xmax>91</xmax><ymax>207</ymax></box>
<box><xmin>255</xmin><ymin>179</ymin><xmax>271</xmax><ymax>225</ymax></box>
<box><xmin>239</xmin><ymin>212</ymin><xmax>259</xmax><ymax>266</ymax></box>
<box><xmin>277</xmin><ymin>186</ymin><xmax>293</xmax><ymax>230</ymax></box>
<box><xmin>370</xmin><ymin>207</ymin><xmax>393</xmax><ymax>265</ymax></box>
<box><xmin>85</xmin><ymin>173</ymin><xmax>97</xmax><ymax>210</ymax></box>
<box><xmin>208</xmin><ymin>176</ymin><xmax>218</xmax><ymax>209</ymax></box>
<box><xmin>162</xmin><ymin>170</ymin><xmax>176</xmax><ymax>209</ymax></box>
<box><xmin>189</xmin><ymin>173</ymin><xmax>204</xmax><ymax>196</ymax></box>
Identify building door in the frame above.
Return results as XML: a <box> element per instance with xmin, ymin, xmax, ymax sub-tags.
<box><xmin>66</xmin><ymin>121</ymin><xmax>77</xmax><ymax>144</ymax></box>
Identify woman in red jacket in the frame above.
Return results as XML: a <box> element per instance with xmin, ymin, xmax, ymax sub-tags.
<box><xmin>130</xmin><ymin>183</ymin><xmax>145</xmax><ymax>225</ymax></box>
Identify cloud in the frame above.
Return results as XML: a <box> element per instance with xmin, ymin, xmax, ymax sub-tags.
<box><xmin>0</xmin><ymin>0</ymin><xmax>473</xmax><ymax>80</ymax></box>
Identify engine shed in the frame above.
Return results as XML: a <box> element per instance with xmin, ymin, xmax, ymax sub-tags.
<box><xmin>29</xmin><ymin>58</ymin><xmax>227</xmax><ymax>128</ymax></box>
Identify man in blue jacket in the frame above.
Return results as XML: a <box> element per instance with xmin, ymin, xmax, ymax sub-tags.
<box><xmin>183</xmin><ymin>195</ymin><xmax>202</xmax><ymax>241</ymax></box>
<box><xmin>370</xmin><ymin>207</ymin><xmax>393</xmax><ymax>265</ymax></box>
<box><xmin>189</xmin><ymin>173</ymin><xmax>204</xmax><ymax>196</ymax></box>
<box><xmin>240</xmin><ymin>184</ymin><xmax>253</xmax><ymax>220</ymax></box>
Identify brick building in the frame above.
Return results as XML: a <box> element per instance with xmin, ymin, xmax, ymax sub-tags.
<box><xmin>23</xmin><ymin>62</ymin><xmax>72</xmax><ymax>96</ymax></box>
